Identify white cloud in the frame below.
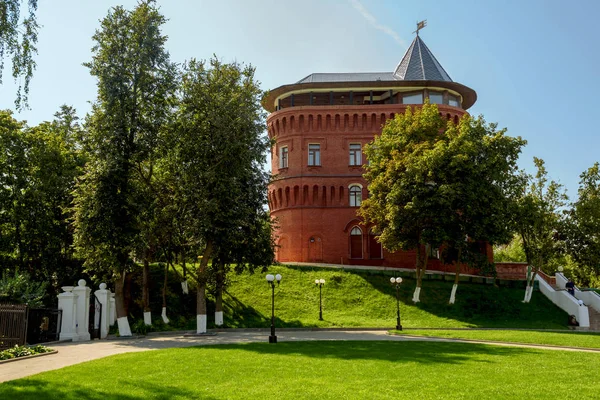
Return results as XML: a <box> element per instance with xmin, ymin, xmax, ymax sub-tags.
<box><xmin>349</xmin><ymin>0</ymin><xmax>406</xmax><ymax>48</ymax></box>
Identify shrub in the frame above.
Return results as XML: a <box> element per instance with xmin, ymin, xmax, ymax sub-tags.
<box><xmin>0</xmin><ymin>344</ymin><xmax>52</xmax><ymax>360</ymax></box>
<box><xmin>131</xmin><ymin>319</ymin><xmax>151</xmax><ymax>335</ymax></box>
<box><xmin>0</xmin><ymin>269</ymin><xmax>48</xmax><ymax>308</ymax></box>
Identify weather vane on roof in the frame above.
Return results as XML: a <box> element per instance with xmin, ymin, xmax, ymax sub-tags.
<box><xmin>413</xmin><ymin>20</ymin><xmax>427</xmax><ymax>36</ymax></box>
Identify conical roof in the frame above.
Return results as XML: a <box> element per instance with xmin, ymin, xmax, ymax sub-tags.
<box><xmin>394</xmin><ymin>35</ymin><xmax>452</xmax><ymax>82</ymax></box>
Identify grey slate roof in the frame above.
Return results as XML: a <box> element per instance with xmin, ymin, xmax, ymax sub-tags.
<box><xmin>393</xmin><ymin>35</ymin><xmax>452</xmax><ymax>82</ymax></box>
<box><xmin>297</xmin><ymin>36</ymin><xmax>452</xmax><ymax>84</ymax></box>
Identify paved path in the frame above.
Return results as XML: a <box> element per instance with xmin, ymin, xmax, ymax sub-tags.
<box><xmin>2</xmin><ymin>330</ymin><xmax>599</xmax><ymax>383</ymax></box>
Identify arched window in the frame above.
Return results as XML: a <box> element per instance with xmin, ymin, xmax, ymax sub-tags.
<box><xmin>350</xmin><ymin>227</ymin><xmax>363</xmax><ymax>259</ymax></box>
<box><xmin>349</xmin><ymin>185</ymin><xmax>362</xmax><ymax>207</ymax></box>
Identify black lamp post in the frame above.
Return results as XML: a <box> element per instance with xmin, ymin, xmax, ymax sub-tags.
<box><xmin>266</xmin><ymin>273</ymin><xmax>282</xmax><ymax>343</ymax></box>
<box><xmin>315</xmin><ymin>279</ymin><xmax>325</xmax><ymax>320</ymax></box>
<box><xmin>390</xmin><ymin>277</ymin><xmax>403</xmax><ymax>331</ymax></box>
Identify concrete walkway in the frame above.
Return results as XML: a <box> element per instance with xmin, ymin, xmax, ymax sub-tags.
<box><xmin>2</xmin><ymin>329</ymin><xmax>599</xmax><ymax>383</ymax></box>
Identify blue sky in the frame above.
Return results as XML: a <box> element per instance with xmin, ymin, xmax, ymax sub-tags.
<box><xmin>1</xmin><ymin>0</ymin><xmax>599</xmax><ymax>198</ymax></box>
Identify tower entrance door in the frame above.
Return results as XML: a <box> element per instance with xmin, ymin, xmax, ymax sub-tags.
<box><xmin>308</xmin><ymin>236</ymin><xmax>323</xmax><ymax>262</ymax></box>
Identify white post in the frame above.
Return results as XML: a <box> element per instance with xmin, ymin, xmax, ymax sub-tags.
<box><xmin>57</xmin><ymin>286</ymin><xmax>79</xmax><ymax>342</ymax></box>
<box><xmin>73</xmin><ymin>279</ymin><xmax>91</xmax><ymax>341</ymax></box>
<box><xmin>94</xmin><ymin>283</ymin><xmax>111</xmax><ymax>339</ymax></box>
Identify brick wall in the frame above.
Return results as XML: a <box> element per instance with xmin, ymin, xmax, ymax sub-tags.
<box><xmin>268</xmin><ymin>103</ymin><xmax>467</xmax><ymax>268</ymax></box>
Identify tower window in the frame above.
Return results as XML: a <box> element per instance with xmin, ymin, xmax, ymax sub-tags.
<box><xmin>448</xmin><ymin>95</ymin><xmax>460</xmax><ymax>107</ymax></box>
<box><xmin>349</xmin><ymin>185</ymin><xmax>362</xmax><ymax>207</ymax></box>
<box><xmin>308</xmin><ymin>144</ymin><xmax>321</xmax><ymax>166</ymax></box>
<box><xmin>428</xmin><ymin>92</ymin><xmax>443</xmax><ymax>105</ymax></box>
<box><xmin>349</xmin><ymin>143</ymin><xmax>362</xmax><ymax>166</ymax></box>
<box><xmin>403</xmin><ymin>92</ymin><xmax>423</xmax><ymax>104</ymax></box>
<box><xmin>279</xmin><ymin>146</ymin><xmax>288</xmax><ymax>168</ymax></box>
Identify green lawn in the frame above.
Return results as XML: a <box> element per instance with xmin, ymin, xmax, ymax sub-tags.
<box><xmin>393</xmin><ymin>329</ymin><xmax>600</xmax><ymax>349</ymax></box>
<box><xmin>132</xmin><ymin>264</ymin><xmax>570</xmax><ymax>331</ymax></box>
<box><xmin>220</xmin><ymin>265</ymin><xmax>568</xmax><ymax>329</ymax></box>
<box><xmin>2</xmin><ymin>341</ymin><xmax>599</xmax><ymax>399</ymax></box>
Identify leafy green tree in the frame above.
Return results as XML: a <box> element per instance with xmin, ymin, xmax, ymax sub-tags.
<box><xmin>431</xmin><ymin>116</ymin><xmax>525</xmax><ymax>303</ymax></box>
<box><xmin>210</xmin><ymin>209</ymin><xmax>275</xmax><ymax>326</ymax></box>
<box><xmin>514</xmin><ymin>158</ymin><xmax>567</xmax><ymax>302</ymax></box>
<box><xmin>0</xmin><ymin>0</ymin><xmax>39</xmax><ymax>109</ymax></box>
<box><xmin>494</xmin><ymin>235</ymin><xmax>527</xmax><ymax>263</ymax></box>
<box><xmin>361</xmin><ymin>104</ymin><xmax>525</xmax><ymax>303</ymax></box>
<box><xmin>0</xmin><ymin>109</ymin><xmax>84</xmax><ymax>289</ymax></box>
<box><xmin>0</xmin><ymin>111</ymin><xmax>28</xmax><ymax>265</ymax></box>
<box><xmin>564</xmin><ymin>163</ymin><xmax>600</xmax><ymax>286</ymax></box>
<box><xmin>361</xmin><ymin>104</ymin><xmax>450</xmax><ymax>302</ymax></box>
<box><xmin>171</xmin><ymin>57</ymin><xmax>271</xmax><ymax>333</ymax></box>
<box><xmin>73</xmin><ymin>1</ymin><xmax>176</xmax><ymax>335</ymax></box>
<box><xmin>0</xmin><ymin>269</ymin><xmax>47</xmax><ymax>307</ymax></box>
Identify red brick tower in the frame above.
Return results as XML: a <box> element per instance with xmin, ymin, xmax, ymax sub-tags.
<box><xmin>263</xmin><ymin>33</ymin><xmax>477</xmax><ymax>268</ymax></box>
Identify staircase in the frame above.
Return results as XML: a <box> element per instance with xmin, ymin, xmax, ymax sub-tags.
<box><xmin>588</xmin><ymin>307</ymin><xmax>600</xmax><ymax>331</ymax></box>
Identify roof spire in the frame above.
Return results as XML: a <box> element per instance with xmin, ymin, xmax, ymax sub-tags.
<box><xmin>413</xmin><ymin>20</ymin><xmax>427</xmax><ymax>36</ymax></box>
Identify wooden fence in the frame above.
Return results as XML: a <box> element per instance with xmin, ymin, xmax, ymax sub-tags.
<box><xmin>0</xmin><ymin>304</ymin><xmax>28</xmax><ymax>350</ymax></box>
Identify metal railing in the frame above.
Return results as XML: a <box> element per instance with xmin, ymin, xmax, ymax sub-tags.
<box><xmin>0</xmin><ymin>304</ymin><xmax>28</xmax><ymax>350</ymax></box>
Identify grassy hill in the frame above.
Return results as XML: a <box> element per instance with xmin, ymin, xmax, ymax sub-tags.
<box><xmin>133</xmin><ymin>264</ymin><xmax>569</xmax><ymax>330</ymax></box>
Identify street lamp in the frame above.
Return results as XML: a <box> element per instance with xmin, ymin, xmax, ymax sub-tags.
<box><xmin>390</xmin><ymin>277</ymin><xmax>403</xmax><ymax>331</ymax></box>
<box><xmin>266</xmin><ymin>273</ymin><xmax>282</xmax><ymax>343</ymax></box>
<box><xmin>315</xmin><ymin>279</ymin><xmax>325</xmax><ymax>320</ymax></box>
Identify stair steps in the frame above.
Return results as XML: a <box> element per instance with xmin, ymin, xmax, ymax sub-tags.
<box><xmin>588</xmin><ymin>307</ymin><xmax>600</xmax><ymax>331</ymax></box>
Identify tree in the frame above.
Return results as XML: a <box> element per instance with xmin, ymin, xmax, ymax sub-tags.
<box><xmin>0</xmin><ymin>109</ymin><xmax>84</xmax><ymax>290</ymax></box>
<box><xmin>0</xmin><ymin>0</ymin><xmax>39</xmax><ymax>109</ymax></box>
<box><xmin>564</xmin><ymin>163</ymin><xmax>600</xmax><ymax>286</ymax></box>
<box><xmin>430</xmin><ymin>116</ymin><xmax>525</xmax><ymax>303</ymax></box>
<box><xmin>171</xmin><ymin>57</ymin><xmax>272</xmax><ymax>333</ymax></box>
<box><xmin>494</xmin><ymin>235</ymin><xmax>527</xmax><ymax>263</ymax></box>
<box><xmin>73</xmin><ymin>1</ymin><xmax>176</xmax><ymax>335</ymax></box>
<box><xmin>361</xmin><ymin>104</ymin><xmax>525</xmax><ymax>303</ymax></box>
<box><xmin>360</xmin><ymin>104</ymin><xmax>450</xmax><ymax>303</ymax></box>
<box><xmin>514</xmin><ymin>158</ymin><xmax>567</xmax><ymax>302</ymax></box>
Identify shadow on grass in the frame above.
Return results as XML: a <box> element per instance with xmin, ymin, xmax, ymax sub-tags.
<box><xmin>0</xmin><ymin>377</ymin><xmax>218</xmax><ymax>400</ymax></box>
<box><xmin>309</xmin><ymin>266</ymin><xmax>568</xmax><ymax>329</ymax></box>
<box><xmin>223</xmin><ymin>291</ymin><xmax>306</xmax><ymax>328</ymax></box>
<box><xmin>198</xmin><ymin>340</ymin><xmax>540</xmax><ymax>365</ymax></box>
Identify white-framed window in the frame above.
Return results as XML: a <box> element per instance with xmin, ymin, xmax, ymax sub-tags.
<box><xmin>279</xmin><ymin>146</ymin><xmax>288</xmax><ymax>168</ymax></box>
<box><xmin>428</xmin><ymin>92</ymin><xmax>443</xmax><ymax>104</ymax></box>
<box><xmin>349</xmin><ymin>143</ymin><xmax>362</xmax><ymax>166</ymax></box>
<box><xmin>349</xmin><ymin>185</ymin><xmax>362</xmax><ymax>207</ymax></box>
<box><xmin>308</xmin><ymin>144</ymin><xmax>321</xmax><ymax>166</ymax></box>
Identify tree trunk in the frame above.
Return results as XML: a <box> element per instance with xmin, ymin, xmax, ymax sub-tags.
<box><xmin>181</xmin><ymin>249</ymin><xmax>188</xmax><ymax>294</ymax></box>
<box><xmin>523</xmin><ymin>268</ymin><xmax>538</xmax><ymax>303</ymax></box>
<box><xmin>215</xmin><ymin>262</ymin><xmax>224</xmax><ymax>326</ymax></box>
<box><xmin>449</xmin><ymin>249</ymin><xmax>462</xmax><ymax>305</ymax></box>
<box><xmin>161</xmin><ymin>262</ymin><xmax>169</xmax><ymax>323</ymax></box>
<box><xmin>115</xmin><ymin>272</ymin><xmax>132</xmax><ymax>336</ymax></box>
<box><xmin>143</xmin><ymin>255</ymin><xmax>151</xmax><ymax>325</ymax></box>
<box><xmin>196</xmin><ymin>240</ymin><xmax>213</xmax><ymax>333</ymax></box>
<box><xmin>413</xmin><ymin>245</ymin><xmax>429</xmax><ymax>303</ymax></box>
